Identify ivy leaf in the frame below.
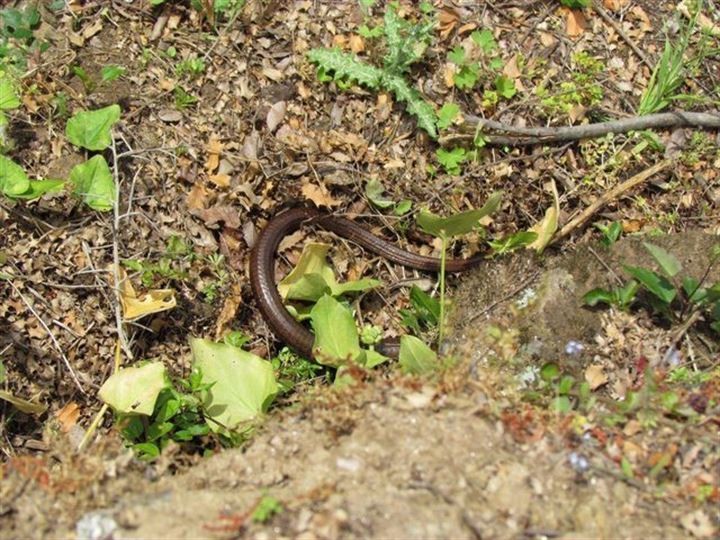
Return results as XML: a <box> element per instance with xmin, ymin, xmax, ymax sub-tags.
<box><xmin>69</xmin><ymin>155</ymin><xmax>116</xmax><ymax>211</ymax></box>
<box><xmin>191</xmin><ymin>338</ymin><xmax>278</xmax><ymax>433</ymax></box>
<box><xmin>417</xmin><ymin>191</ymin><xmax>502</xmax><ymax>238</ymax></box>
<box><xmin>65</xmin><ymin>104</ymin><xmax>121</xmax><ymax>151</ymax></box>
<box><xmin>98</xmin><ymin>362</ymin><xmax>168</xmax><ymax>416</ymax></box>
<box><xmin>310</xmin><ymin>294</ymin><xmax>362</xmax><ymax>367</ymax></box>
<box><xmin>0</xmin><ymin>154</ymin><xmax>30</xmax><ymax>196</ymax></box>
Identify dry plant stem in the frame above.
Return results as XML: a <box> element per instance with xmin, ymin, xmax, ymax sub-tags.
<box><xmin>553</xmin><ymin>159</ymin><xmax>672</xmax><ymax>243</ymax></box>
<box><xmin>111</xmin><ymin>139</ymin><xmax>133</xmax><ymax>360</ymax></box>
<box><xmin>593</xmin><ymin>1</ymin><xmax>653</xmax><ymax>69</ymax></box>
<box><xmin>447</xmin><ymin>111</ymin><xmax>720</xmax><ymax>146</ymax></box>
<box><xmin>6</xmin><ymin>280</ymin><xmax>85</xmax><ymax>394</ymax></box>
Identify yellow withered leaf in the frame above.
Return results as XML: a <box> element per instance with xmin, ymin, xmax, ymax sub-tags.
<box><xmin>119</xmin><ymin>267</ymin><xmax>177</xmax><ymax>321</ymax></box>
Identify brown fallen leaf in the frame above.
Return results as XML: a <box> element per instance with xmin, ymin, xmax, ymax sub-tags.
<box><xmin>55</xmin><ymin>402</ymin><xmax>81</xmax><ymax>433</ymax></box>
<box><xmin>119</xmin><ymin>267</ymin><xmax>177</xmax><ymax>321</ymax></box>
<box><xmin>565</xmin><ymin>7</ymin><xmax>587</xmax><ymax>37</ymax></box>
<box><xmin>205</xmin><ymin>135</ymin><xmax>223</xmax><ymax>173</ymax></box>
<box><xmin>192</xmin><ymin>205</ymin><xmax>241</xmax><ymax>228</ymax></box>
<box><xmin>584</xmin><ymin>364</ymin><xmax>608</xmax><ymax>390</ymax></box>
<box><xmin>187</xmin><ymin>183</ymin><xmax>208</xmax><ymax>210</ymax></box>
<box><xmin>208</xmin><ymin>173</ymin><xmax>231</xmax><ymax>188</ymax></box>
<box><xmin>266</xmin><ymin>101</ymin><xmax>287</xmax><ymax>132</ymax></box>
<box><xmin>214</xmin><ymin>282</ymin><xmax>243</xmax><ymax>339</ymax></box>
<box><xmin>603</xmin><ymin>0</ymin><xmax>629</xmax><ymax>10</ymax></box>
<box><xmin>349</xmin><ymin>34</ymin><xmax>365</xmax><ymax>53</ymax></box>
<box><xmin>301</xmin><ymin>182</ymin><xmax>341</xmax><ymax>208</ymax></box>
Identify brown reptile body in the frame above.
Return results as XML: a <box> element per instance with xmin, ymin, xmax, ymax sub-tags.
<box><xmin>249</xmin><ymin>207</ymin><xmax>484</xmax><ymax>360</ymax></box>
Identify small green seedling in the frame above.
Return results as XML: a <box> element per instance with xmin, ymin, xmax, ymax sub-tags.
<box><xmin>416</xmin><ymin>191</ymin><xmax>503</xmax><ymax>347</ymax></box>
<box><xmin>252</xmin><ymin>495</ymin><xmax>283</xmax><ymax>523</ymax></box>
<box><xmin>365</xmin><ymin>177</ymin><xmax>412</xmax><ymax>215</ymax></box>
<box><xmin>595</xmin><ymin>221</ymin><xmax>623</xmax><ymax>247</ymax></box>
<box><xmin>399</xmin><ymin>285</ymin><xmax>440</xmax><ymax>334</ymax></box>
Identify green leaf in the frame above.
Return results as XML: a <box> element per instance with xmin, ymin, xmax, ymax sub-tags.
<box><xmin>623</xmin><ymin>265</ymin><xmax>677</xmax><ymax>305</ymax></box>
<box><xmin>0</xmin><ymin>77</ymin><xmax>20</xmax><ymax>110</ymax></box>
<box><xmin>362</xmin><ymin>348</ymin><xmax>389</xmax><ymax>369</ymax></box>
<box><xmin>0</xmin><ymin>359</ymin><xmax>5</xmax><ymax>384</ymax></box>
<box><xmin>100</xmin><ymin>65</ymin><xmax>126</xmax><ymax>83</ymax></box>
<box><xmin>409</xmin><ymin>285</ymin><xmax>440</xmax><ymax>325</ymax></box>
<box><xmin>471</xmin><ymin>29</ymin><xmax>497</xmax><ymax>53</ymax></box>
<box><xmin>383</xmin><ymin>75</ymin><xmax>437</xmax><ymax>138</ymax></box>
<box><xmin>11</xmin><ymin>179</ymin><xmax>65</xmax><ymax>200</ymax></box>
<box><xmin>69</xmin><ymin>155</ymin><xmax>116</xmax><ymax>211</ymax></box>
<box><xmin>616</xmin><ymin>280</ymin><xmax>640</xmax><ymax>309</ymax></box>
<box><xmin>552</xmin><ymin>395</ymin><xmax>572</xmax><ymax>413</ymax></box>
<box><xmin>309</xmin><ymin>295</ymin><xmax>362</xmax><ymax>367</ymax></box>
<box><xmin>540</xmin><ymin>362</ymin><xmax>560</xmax><ymax>381</ymax></box>
<box><xmin>488</xmin><ymin>231</ymin><xmax>537</xmax><ymax>255</ymax></box>
<box><xmin>190</xmin><ymin>337</ymin><xmax>278</xmax><ymax>433</ymax></box>
<box><xmin>643</xmin><ymin>242</ymin><xmax>682</xmax><ymax>277</ymax></box>
<box><xmin>0</xmin><ymin>154</ymin><xmax>30</xmax><ymax>196</ymax></box>
<box><xmin>306</xmin><ymin>48</ymin><xmax>383</xmax><ymax>88</ymax></box>
<box><xmin>596</xmin><ymin>221</ymin><xmax>623</xmax><ymax>246</ymax></box>
<box><xmin>558</xmin><ymin>375</ymin><xmax>575</xmax><ymax>395</ymax></box>
<box><xmin>437</xmin><ymin>102</ymin><xmax>460</xmax><ymax>130</ymax></box>
<box><xmin>583</xmin><ymin>287</ymin><xmax>615</xmax><ymax>307</ymax></box>
<box><xmin>398</xmin><ymin>335</ymin><xmax>437</xmax><ymax>375</ymax></box>
<box><xmin>98</xmin><ymin>361</ymin><xmax>168</xmax><ymax>416</ymax></box>
<box><xmin>494</xmin><ymin>75</ymin><xmax>517</xmax><ymax>99</ymax></box>
<box><xmin>681</xmin><ymin>276</ymin><xmax>706</xmax><ymax>304</ymax></box>
<box><xmin>366</xmin><ymin>177</ymin><xmax>394</xmax><ymax>208</ymax></box>
<box><xmin>560</xmin><ymin>0</ymin><xmax>591</xmax><ymax>8</ymax></box>
<box><xmin>436</xmin><ymin>147</ymin><xmax>467</xmax><ymax>175</ymax></box>
<box><xmin>453</xmin><ymin>64</ymin><xmax>479</xmax><ymax>90</ymax></box>
<box><xmin>278</xmin><ymin>243</ymin><xmax>380</xmax><ymax>302</ymax></box>
<box><xmin>448</xmin><ymin>46</ymin><xmax>466</xmax><ymax>65</ymax></box>
<box><xmin>65</xmin><ymin>104</ymin><xmax>121</xmax><ymax>151</ymax></box>
<box><xmin>132</xmin><ymin>442</ymin><xmax>160</xmax><ymax>460</ymax></box>
<box><xmin>417</xmin><ymin>191</ymin><xmax>502</xmax><ymax>238</ymax></box>
<box><xmin>394</xmin><ymin>199</ymin><xmax>412</xmax><ymax>215</ymax></box>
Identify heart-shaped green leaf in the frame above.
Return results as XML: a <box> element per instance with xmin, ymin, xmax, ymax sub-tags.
<box><xmin>99</xmin><ymin>361</ymin><xmax>168</xmax><ymax>416</ymax></box>
<box><xmin>70</xmin><ymin>155</ymin><xmax>116</xmax><ymax>211</ymax></box>
<box><xmin>191</xmin><ymin>338</ymin><xmax>278</xmax><ymax>433</ymax></box>
<box><xmin>310</xmin><ymin>294</ymin><xmax>362</xmax><ymax>367</ymax></box>
<box><xmin>65</xmin><ymin>104</ymin><xmax>121</xmax><ymax>151</ymax></box>
<box><xmin>0</xmin><ymin>154</ymin><xmax>30</xmax><ymax>196</ymax></box>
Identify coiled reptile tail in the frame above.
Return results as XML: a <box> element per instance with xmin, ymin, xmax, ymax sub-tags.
<box><xmin>249</xmin><ymin>207</ymin><xmax>484</xmax><ymax>360</ymax></box>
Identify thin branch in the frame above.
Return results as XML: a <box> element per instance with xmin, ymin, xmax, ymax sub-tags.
<box><xmin>443</xmin><ymin>111</ymin><xmax>720</xmax><ymax>146</ymax></box>
<box><xmin>552</xmin><ymin>159</ymin><xmax>672</xmax><ymax>243</ymax></box>
<box><xmin>6</xmin><ymin>279</ymin><xmax>85</xmax><ymax>394</ymax></box>
<box><xmin>593</xmin><ymin>1</ymin><xmax>653</xmax><ymax>69</ymax></box>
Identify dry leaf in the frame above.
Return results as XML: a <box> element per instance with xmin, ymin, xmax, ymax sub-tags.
<box><xmin>208</xmin><ymin>173</ymin><xmax>230</xmax><ymax>188</ymax></box>
<box><xmin>565</xmin><ymin>8</ymin><xmax>587</xmax><ymax>37</ymax></box>
<box><xmin>192</xmin><ymin>205</ymin><xmax>241</xmax><ymax>228</ymax></box>
<box><xmin>629</xmin><ymin>6</ymin><xmax>651</xmax><ymax>33</ymax></box>
<box><xmin>187</xmin><ymin>183</ymin><xmax>208</xmax><ymax>210</ymax></box>
<box><xmin>82</xmin><ymin>19</ymin><xmax>103</xmax><ymax>40</ymax></box>
<box><xmin>603</xmin><ymin>0</ymin><xmax>629</xmax><ymax>10</ymax></box>
<box><xmin>301</xmin><ymin>182</ymin><xmax>341</xmax><ymax>208</ymax></box>
<box><xmin>214</xmin><ymin>282</ymin><xmax>243</xmax><ymax>339</ymax></box>
<box><xmin>55</xmin><ymin>402</ymin><xmax>80</xmax><ymax>433</ymax></box>
<box><xmin>266</xmin><ymin>101</ymin><xmax>287</xmax><ymax>132</ymax></box>
<box><xmin>0</xmin><ymin>391</ymin><xmax>46</xmax><ymax>414</ymax></box>
<box><xmin>119</xmin><ymin>268</ymin><xmax>177</xmax><ymax>321</ymax></box>
<box><xmin>527</xmin><ymin>180</ymin><xmax>559</xmax><ymax>253</ymax></box>
<box><xmin>503</xmin><ymin>54</ymin><xmax>521</xmax><ymax>79</ymax></box>
<box><xmin>584</xmin><ymin>365</ymin><xmax>608</xmax><ymax>390</ymax></box>
<box><xmin>680</xmin><ymin>510</ymin><xmax>715</xmax><ymax>538</ymax></box>
<box><xmin>349</xmin><ymin>34</ymin><xmax>365</xmax><ymax>53</ymax></box>
<box><xmin>205</xmin><ymin>136</ymin><xmax>223</xmax><ymax>173</ymax></box>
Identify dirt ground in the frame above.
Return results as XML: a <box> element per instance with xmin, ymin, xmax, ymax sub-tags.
<box><xmin>1</xmin><ymin>0</ymin><xmax>719</xmax><ymax>538</ymax></box>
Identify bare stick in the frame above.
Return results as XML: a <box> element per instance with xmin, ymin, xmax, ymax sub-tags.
<box><xmin>443</xmin><ymin>111</ymin><xmax>720</xmax><ymax>146</ymax></box>
<box><xmin>110</xmin><ymin>139</ymin><xmax>134</xmax><ymax>361</ymax></box>
<box><xmin>552</xmin><ymin>159</ymin><xmax>672</xmax><ymax>243</ymax></box>
<box><xmin>6</xmin><ymin>280</ymin><xmax>85</xmax><ymax>394</ymax></box>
